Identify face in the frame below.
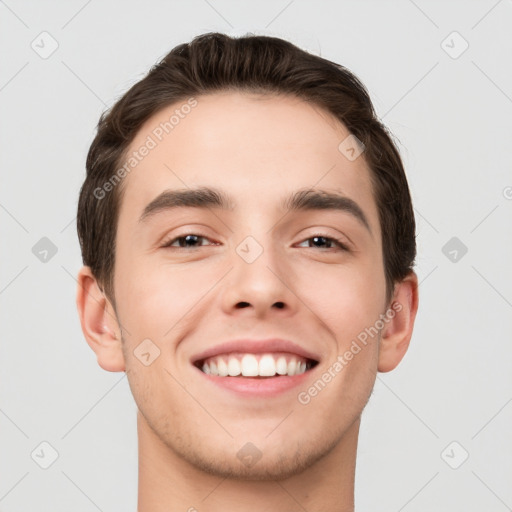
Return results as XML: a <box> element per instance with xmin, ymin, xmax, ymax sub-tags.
<box><xmin>110</xmin><ymin>91</ymin><xmax>389</xmax><ymax>479</ymax></box>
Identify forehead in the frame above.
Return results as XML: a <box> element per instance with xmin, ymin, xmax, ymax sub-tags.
<box><xmin>117</xmin><ymin>91</ymin><xmax>379</xmax><ymax>232</ymax></box>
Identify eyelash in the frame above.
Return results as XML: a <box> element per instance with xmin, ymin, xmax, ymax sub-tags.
<box><xmin>160</xmin><ymin>233</ymin><xmax>350</xmax><ymax>252</ymax></box>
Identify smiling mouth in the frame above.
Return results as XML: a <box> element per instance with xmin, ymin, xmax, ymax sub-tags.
<box><xmin>194</xmin><ymin>352</ymin><xmax>319</xmax><ymax>378</ymax></box>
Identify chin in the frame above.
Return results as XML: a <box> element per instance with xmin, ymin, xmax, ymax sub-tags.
<box><xmin>169</xmin><ymin>433</ymin><xmax>341</xmax><ymax>481</ymax></box>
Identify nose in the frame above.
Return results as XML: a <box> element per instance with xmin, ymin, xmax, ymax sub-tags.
<box><xmin>219</xmin><ymin>236</ymin><xmax>300</xmax><ymax>319</ymax></box>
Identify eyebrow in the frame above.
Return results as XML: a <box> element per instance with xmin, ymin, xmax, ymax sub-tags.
<box><xmin>139</xmin><ymin>186</ymin><xmax>371</xmax><ymax>233</ymax></box>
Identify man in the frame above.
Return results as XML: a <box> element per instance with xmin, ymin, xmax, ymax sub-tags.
<box><xmin>76</xmin><ymin>32</ymin><xmax>418</xmax><ymax>511</ymax></box>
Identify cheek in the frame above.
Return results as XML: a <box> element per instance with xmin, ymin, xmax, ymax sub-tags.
<box><xmin>293</xmin><ymin>257</ymin><xmax>386</xmax><ymax>337</ymax></box>
<box><xmin>114</xmin><ymin>261</ymin><xmax>190</xmax><ymax>417</ymax></box>
<box><xmin>115</xmin><ymin>255</ymin><xmax>206</xmax><ymax>336</ymax></box>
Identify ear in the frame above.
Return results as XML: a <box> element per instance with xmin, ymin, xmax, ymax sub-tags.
<box><xmin>75</xmin><ymin>266</ymin><xmax>125</xmax><ymax>372</ymax></box>
<box><xmin>377</xmin><ymin>271</ymin><xmax>419</xmax><ymax>373</ymax></box>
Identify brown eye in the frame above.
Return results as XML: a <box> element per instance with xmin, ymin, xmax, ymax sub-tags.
<box><xmin>161</xmin><ymin>234</ymin><xmax>213</xmax><ymax>249</ymax></box>
<box><xmin>297</xmin><ymin>235</ymin><xmax>349</xmax><ymax>251</ymax></box>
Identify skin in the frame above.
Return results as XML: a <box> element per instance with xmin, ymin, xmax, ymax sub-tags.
<box><xmin>76</xmin><ymin>91</ymin><xmax>418</xmax><ymax>512</ymax></box>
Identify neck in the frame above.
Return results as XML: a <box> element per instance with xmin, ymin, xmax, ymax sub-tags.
<box><xmin>137</xmin><ymin>411</ymin><xmax>359</xmax><ymax>512</ymax></box>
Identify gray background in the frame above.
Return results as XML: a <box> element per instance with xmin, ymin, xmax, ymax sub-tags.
<box><xmin>1</xmin><ymin>0</ymin><xmax>511</xmax><ymax>511</ymax></box>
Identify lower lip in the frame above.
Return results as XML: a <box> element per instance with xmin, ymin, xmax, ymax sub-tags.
<box><xmin>195</xmin><ymin>366</ymin><xmax>317</xmax><ymax>397</ymax></box>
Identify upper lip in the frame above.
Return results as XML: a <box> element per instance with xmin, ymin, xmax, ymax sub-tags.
<box><xmin>191</xmin><ymin>338</ymin><xmax>321</xmax><ymax>365</ymax></box>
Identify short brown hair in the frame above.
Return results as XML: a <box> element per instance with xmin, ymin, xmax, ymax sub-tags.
<box><xmin>77</xmin><ymin>31</ymin><xmax>416</xmax><ymax>306</ymax></box>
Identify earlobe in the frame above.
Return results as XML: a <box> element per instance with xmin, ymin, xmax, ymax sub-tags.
<box><xmin>75</xmin><ymin>266</ymin><xmax>125</xmax><ymax>372</ymax></box>
<box><xmin>377</xmin><ymin>272</ymin><xmax>419</xmax><ymax>373</ymax></box>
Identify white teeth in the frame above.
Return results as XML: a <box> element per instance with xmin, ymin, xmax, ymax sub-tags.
<box><xmin>227</xmin><ymin>357</ymin><xmax>241</xmax><ymax>376</ymax></box>
<box><xmin>259</xmin><ymin>354</ymin><xmax>276</xmax><ymax>376</ymax></box>
<box><xmin>276</xmin><ymin>356</ymin><xmax>287</xmax><ymax>375</ymax></box>
<box><xmin>199</xmin><ymin>353</ymin><xmax>313</xmax><ymax>377</ymax></box>
<box><xmin>241</xmin><ymin>354</ymin><xmax>259</xmax><ymax>376</ymax></box>
<box><xmin>217</xmin><ymin>357</ymin><xmax>229</xmax><ymax>376</ymax></box>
